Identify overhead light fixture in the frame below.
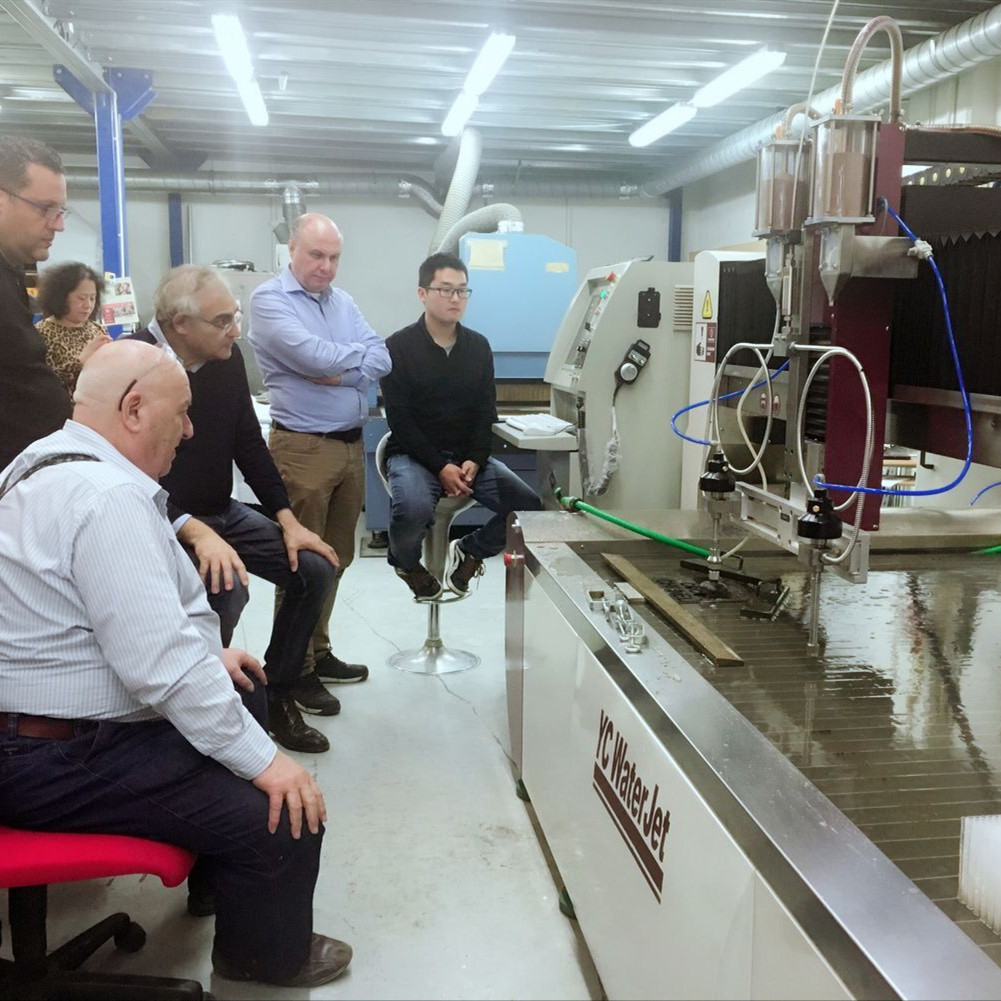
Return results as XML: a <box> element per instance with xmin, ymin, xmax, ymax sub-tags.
<box><xmin>629</xmin><ymin>103</ymin><xmax>697</xmax><ymax>148</ymax></box>
<box><xmin>464</xmin><ymin>32</ymin><xmax>515</xmax><ymax>96</ymax></box>
<box><xmin>442</xmin><ymin>90</ymin><xmax>479</xmax><ymax>138</ymax></box>
<box><xmin>441</xmin><ymin>30</ymin><xmax>515</xmax><ymax>137</ymax></box>
<box><xmin>237</xmin><ymin>79</ymin><xmax>269</xmax><ymax>127</ymax></box>
<box><xmin>211</xmin><ymin>12</ymin><xmax>269</xmax><ymax>127</ymax></box>
<box><xmin>692</xmin><ymin>46</ymin><xmax>786</xmax><ymax>109</ymax></box>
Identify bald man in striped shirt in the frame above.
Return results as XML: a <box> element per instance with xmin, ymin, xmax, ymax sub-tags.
<box><xmin>0</xmin><ymin>340</ymin><xmax>352</xmax><ymax>989</ymax></box>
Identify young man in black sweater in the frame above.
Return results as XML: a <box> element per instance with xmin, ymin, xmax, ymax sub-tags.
<box><xmin>130</xmin><ymin>266</ymin><xmax>340</xmax><ymax>755</ymax></box>
<box><xmin>381</xmin><ymin>252</ymin><xmax>541</xmax><ymax>599</ymax></box>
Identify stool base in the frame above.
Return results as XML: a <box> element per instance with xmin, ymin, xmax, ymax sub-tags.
<box><xmin>389</xmin><ymin>643</ymin><xmax>480</xmax><ymax>675</ymax></box>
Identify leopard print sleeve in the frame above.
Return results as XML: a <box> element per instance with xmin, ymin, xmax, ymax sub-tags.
<box><xmin>36</xmin><ymin>318</ymin><xmax>100</xmax><ymax>397</ymax></box>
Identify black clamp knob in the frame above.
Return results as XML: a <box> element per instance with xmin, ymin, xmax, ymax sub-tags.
<box><xmin>699</xmin><ymin>451</ymin><xmax>736</xmax><ymax>495</ymax></box>
<box><xmin>797</xmin><ymin>488</ymin><xmax>842</xmax><ymax>541</ymax></box>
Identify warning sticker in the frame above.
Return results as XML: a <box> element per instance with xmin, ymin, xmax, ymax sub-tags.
<box><xmin>694</xmin><ymin>322</ymin><xmax>717</xmax><ymax>363</ymax></box>
<box><xmin>701</xmin><ymin>290</ymin><xmax>713</xmax><ymax>319</ymax></box>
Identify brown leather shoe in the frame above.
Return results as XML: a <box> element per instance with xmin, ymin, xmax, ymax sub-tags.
<box><xmin>212</xmin><ymin>933</ymin><xmax>352</xmax><ymax>987</ymax></box>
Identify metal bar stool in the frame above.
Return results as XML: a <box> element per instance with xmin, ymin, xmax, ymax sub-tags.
<box><xmin>375</xmin><ymin>433</ymin><xmax>480</xmax><ymax>674</ymax></box>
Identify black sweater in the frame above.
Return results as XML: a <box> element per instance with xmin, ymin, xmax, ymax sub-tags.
<box><xmin>0</xmin><ymin>258</ymin><xmax>72</xmax><ymax>469</ymax></box>
<box><xmin>382</xmin><ymin>316</ymin><xmax>497</xmax><ymax>474</ymax></box>
<box><xmin>131</xmin><ymin>330</ymin><xmax>290</xmax><ymax>521</ymax></box>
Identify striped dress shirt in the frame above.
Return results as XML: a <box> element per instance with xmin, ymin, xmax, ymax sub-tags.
<box><xmin>0</xmin><ymin>420</ymin><xmax>276</xmax><ymax>780</ymax></box>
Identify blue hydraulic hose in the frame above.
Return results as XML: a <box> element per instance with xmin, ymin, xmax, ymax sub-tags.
<box><xmin>671</xmin><ymin>359</ymin><xmax>791</xmax><ymax>446</ymax></box>
<box><xmin>970</xmin><ymin>481</ymin><xmax>1001</xmax><ymax>507</ymax></box>
<box><xmin>818</xmin><ymin>198</ymin><xmax>973</xmax><ymax>499</ymax></box>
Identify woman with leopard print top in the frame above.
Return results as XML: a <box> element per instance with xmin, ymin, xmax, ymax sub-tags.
<box><xmin>35</xmin><ymin>262</ymin><xmax>111</xmax><ymax>396</ymax></box>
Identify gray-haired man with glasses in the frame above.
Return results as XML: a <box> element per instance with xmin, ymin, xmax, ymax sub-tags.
<box><xmin>381</xmin><ymin>251</ymin><xmax>541</xmax><ymax>600</ymax></box>
<box><xmin>0</xmin><ymin>136</ymin><xmax>74</xmax><ymax>468</ymax></box>
<box><xmin>128</xmin><ymin>265</ymin><xmax>339</xmax><ymax>760</ymax></box>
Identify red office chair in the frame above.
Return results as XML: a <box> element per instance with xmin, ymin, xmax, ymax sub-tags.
<box><xmin>0</xmin><ymin>825</ymin><xmax>207</xmax><ymax>999</ymax></box>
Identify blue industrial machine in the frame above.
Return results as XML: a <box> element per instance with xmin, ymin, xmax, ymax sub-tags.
<box><xmin>364</xmin><ymin>230</ymin><xmax>577</xmax><ymax>542</ymax></box>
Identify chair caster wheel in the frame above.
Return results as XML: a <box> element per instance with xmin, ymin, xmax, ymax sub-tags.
<box><xmin>115</xmin><ymin>920</ymin><xmax>147</xmax><ymax>952</ymax></box>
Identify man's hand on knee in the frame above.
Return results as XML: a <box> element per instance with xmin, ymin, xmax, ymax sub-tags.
<box><xmin>221</xmin><ymin>647</ymin><xmax>267</xmax><ymax>692</ymax></box>
<box><xmin>252</xmin><ymin>751</ymin><xmax>327</xmax><ymax>838</ymax></box>
<box><xmin>275</xmin><ymin>508</ymin><xmax>339</xmax><ymax>572</ymax></box>
<box><xmin>179</xmin><ymin>519</ymin><xmax>249</xmax><ymax>594</ymax></box>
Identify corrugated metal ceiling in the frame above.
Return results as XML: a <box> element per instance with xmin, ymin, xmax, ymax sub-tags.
<box><xmin>0</xmin><ymin>0</ymin><xmax>996</xmax><ymax>186</ymax></box>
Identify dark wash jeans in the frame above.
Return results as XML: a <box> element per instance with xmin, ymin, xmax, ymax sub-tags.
<box><xmin>182</xmin><ymin>500</ymin><xmax>335</xmax><ymax>688</ymax></box>
<box><xmin>0</xmin><ymin>717</ymin><xmax>321</xmax><ymax>983</ymax></box>
<box><xmin>386</xmin><ymin>454</ymin><xmax>542</xmax><ymax>570</ymax></box>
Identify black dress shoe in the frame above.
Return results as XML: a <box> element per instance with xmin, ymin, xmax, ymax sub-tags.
<box><xmin>292</xmin><ymin>671</ymin><xmax>342</xmax><ymax>715</ymax></box>
<box><xmin>186</xmin><ymin>891</ymin><xmax>215</xmax><ymax>917</ymax></box>
<box><xmin>267</xmin><ymin>692</ymin><xmax>330</xmax><ymax>753</ymax></box>
<box><xmin>212</xmin><ymin>933</ymin><xmax>352</xmax><ymax>987</ymax></box>
<box><xmin>314</xmin><ymin>651</ymin><xmax>370</xmax><ymax>684</ymax></box>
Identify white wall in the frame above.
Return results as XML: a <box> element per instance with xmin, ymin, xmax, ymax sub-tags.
<box><xmin>60</xmin><ymin>187</ymin><xmax>672</xmax><ymax>336</ymax></box>
<box><xmin>679</xmin><ymin>159</ymin><xmax>758</xmax><ymax>260</ymax></box>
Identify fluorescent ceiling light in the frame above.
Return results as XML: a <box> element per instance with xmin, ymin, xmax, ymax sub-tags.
<box><xmin>211</xmin><ymin>12</ymin><xmax>268</xmax><ymax>127</ymax></box>
<box><xmin>629</xmin><ymin>103</ymin><xmax>697</xmax><ymax>147</ymax></box>
<box><xmin>211</xmin><ymin>14</ymin><xmax>254</xmax><ymax>83</ymax></box>
<box><xmin>237</xmin><ymin>78</ymin><xmax>269</xmax><ymax>128</ymax></box>
<box><xmin>442</xmin><ymin>90</ymin><xmax>478</xmax><ymax>137</ymax></box>
<box><xmin>464</xmin><ymin>32</ymin><xmax>516</xmax><ymax>97</ymax></box>
<box><xmin>692</xmin><ymin>47</ymin><xmax>786</xmax><ymax>109</ymax></box>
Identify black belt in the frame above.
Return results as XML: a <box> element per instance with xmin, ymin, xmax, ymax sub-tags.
<box><xmin>0</xmin><ymin>712</ymin><xmax>96</xmax><ymax>741</ymax></box>
<box><xmin>271</xmin><ymin>421</ymin><xmax>361</xmax><ymax>443</ymax></box>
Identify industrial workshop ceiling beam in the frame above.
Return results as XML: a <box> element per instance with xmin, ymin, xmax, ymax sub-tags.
<box><xmin>0</xmin><ymin>0</ymin><xmax>181</xmax><ymax>169</ymax></box>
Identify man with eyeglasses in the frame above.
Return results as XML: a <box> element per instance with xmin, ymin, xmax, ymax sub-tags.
<box><xmin>0</xmin><ymin>136</ymin><xmax>74</xmax><ymax>469</ymax></box>
<box><xmin>381</xmin><ymin>252</ymin><xmax>541</xmax><ymax>600</ymax></box>
<box><xmin>129</xmin><ymin>265</ymin><xmax>339</xmax><ymax>759</ymax></box>
<box><xmin>249</xmin><ymin>213</ymin><xmax>391</xmax><ymax>707</ymax></box>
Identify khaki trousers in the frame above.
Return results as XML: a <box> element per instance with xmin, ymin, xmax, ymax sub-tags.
<box><xmin>268</xmin><ymin>429</ymin><xmax>365</xmax><ymax>673</ymax></box>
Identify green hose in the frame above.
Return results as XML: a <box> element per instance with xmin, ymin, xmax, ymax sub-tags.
<box><xmin>553</xmin><ymin>486</ymin><xmax>711</xmax><ymax>558</ymax></box>
<box><xmin>974</xmin><ymin>543</ymin><xmax>1001</xmax><ymax>555</ymax></box>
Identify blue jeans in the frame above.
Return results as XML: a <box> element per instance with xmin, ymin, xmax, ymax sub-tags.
<box><xmin>386</xmin><ymin>454</ymin><xmax>541</xmax><ymax>569</ymax></box>
<box><xmin>0</xmin><ymin>718</ymin><xmax>321</xmax><ymax>982</ymax></box>
<box><xmin>182</xmin><ymin>501</ymin><xmax>335</xmax><ymax>689</ymax></box>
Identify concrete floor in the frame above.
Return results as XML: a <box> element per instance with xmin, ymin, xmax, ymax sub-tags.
<box><xmin>3</xmin><ymin>538</ymin><xmax>604</xmax><ymax>1000</ymax></box>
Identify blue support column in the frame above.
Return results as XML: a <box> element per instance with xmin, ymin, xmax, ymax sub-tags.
<box><xmin>168</xmin><ymin>192</ymin><xmax>184</xmax><ymax>267</ymax></box>
<box><xmin>54</xmin><ymin>66</ymin><xmax>156</xmax><ymax>282</ymax></box>
<box><xmin>94</xmin><ymin>86</ymin><xmax>128</xmax><ymax>279</ymax></box>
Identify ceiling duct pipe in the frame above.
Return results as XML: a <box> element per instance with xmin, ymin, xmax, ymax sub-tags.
<box><xmin>428</xmin><ymin>127</ymin><xmax>483</xmax><ymax>253</ymax></box>
<box><xmin>62</xmin><ymin>170</ymin><xmax>641</xmax><ymax>202</ymax></box>
<box><xmin>432</xmin><ymin>203</ymin><xmax>524</xmax><ymax>256</ymax></box>
<box><xmin>641</xmin><ymin>4</ymin><xmax>1001</xmax><ymax>196</ymax></box>
<box><xmin>272</xmin><ymin>182</ymin><xmax>306</xmax><ymax>244</ymax></box>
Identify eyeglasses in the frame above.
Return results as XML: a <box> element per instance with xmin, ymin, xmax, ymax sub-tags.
<box><xmin>192</xmin><ymin>311</ymin><xmax>242</xmax><ymax>332</ymax></box>
<box><xmin>423</xmin><ymin>286</ymin><xmax>473</xmax><ymax>299</ymax></box>
<box><xmin>116</xmin><ymin>359</ymin><xmax>168</xmax><ymax>411</ymax></box>
<box><xmin>0</xmin><ymin>187</ymin><xmax>72</xmax><ymax>223</ymax></box>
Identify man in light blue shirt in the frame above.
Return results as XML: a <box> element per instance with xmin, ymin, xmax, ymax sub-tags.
<box><xmin>249</xmin><ymin>214</ymin><xmax>391</xmax><ymax>713</ymax></box>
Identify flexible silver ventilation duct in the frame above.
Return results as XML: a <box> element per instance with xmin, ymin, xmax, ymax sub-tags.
<box><xmin>641</xmin><ymin>4</ymin><xmax>1001</xmax><ymax>196</ymax></box>
<box><xmin>432</xmin><ymin>203</ymin><xmax>524</xmax><ymax>256</ymax></box>
<box><xmin>428</xmin><ymin>128</ymin><xmax>483</xmax><ymax>253</ymax></box>
<box><xmin>272</xmin><ymin>182</ymin><xmax>306</xmax><ymax>244</ymax></box>
<box><xmin>63</xmin><ymin>170</ymin><xmax>640</xmax><ymax>201</ymax></box>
